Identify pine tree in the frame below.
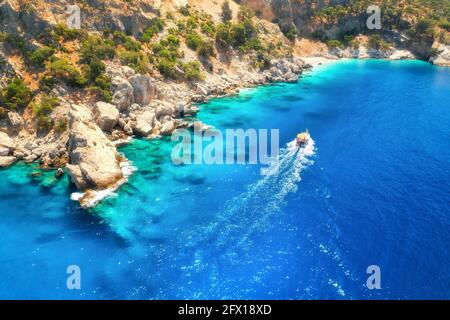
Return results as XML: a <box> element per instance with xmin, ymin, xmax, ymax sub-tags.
<box><xmin>221</xmin><ymin>1</ymin><xmax>233</xmax><ymax>22</ymax></box>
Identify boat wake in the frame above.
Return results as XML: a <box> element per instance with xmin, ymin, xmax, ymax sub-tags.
<box><xmin>186</xmin><ymin>136</ymin><xmax>316</xmax><ymax>250</ymax></box>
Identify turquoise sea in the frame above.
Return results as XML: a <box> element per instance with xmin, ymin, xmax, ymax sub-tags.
<box><xmin>0</xmin><ymin>59</ymin><xmax>449</xmax><ymax>299</ymax></box>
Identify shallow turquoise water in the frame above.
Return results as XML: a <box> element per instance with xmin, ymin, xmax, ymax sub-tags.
<box><xmin>0</xmin><ymin>59</ymin><xmax>449</xmax><ymax>299</ymax></box>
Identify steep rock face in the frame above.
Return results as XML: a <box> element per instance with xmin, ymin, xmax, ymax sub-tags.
<box><xmin>430</xmin><ymin>44</ymin><xmax>450</xmax><ymax>66</ymax></box>
<box><xmin>0</xmin><ymin>0</ymin><xmax>162</xmax><ymax>37</ymax></box>
<box><xmin>66</xmin><ymin>104</ymin><xmax>123</xmax><ymax>190</ymax></box>
<box><xmin>241</xmin><ymin>0</ymin><xmax>348</xmax><ymax>36</ymax></box>
<box><xmin>0</xmin><ymin>0</ymin><xmax>51</xmax><ymax>35</ymax></box>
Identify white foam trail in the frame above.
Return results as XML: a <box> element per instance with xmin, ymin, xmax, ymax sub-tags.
<box><xmin>187</xmin><ymin>137</ymin><xmax>316</xmax><ymax>248</ymax></box>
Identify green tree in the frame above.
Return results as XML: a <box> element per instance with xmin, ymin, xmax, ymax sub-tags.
<box><xmin>197</xmin><ymin>40</ymin><xmax>215</xmax><ymax>58</ymax></box>
<box><xmin>28</xmin><ymin>46</ymin><xmax>55</xmax><ymax>67</ymax></box>
<box><xmin>221</xmin><ymin>1</ymin><xmax>233</xmax><ymax>22</ymax></box>
<box><xmin>0</xmin><ymin>78</ymin><xmax>32</xmax><ymax>110</ymax></box>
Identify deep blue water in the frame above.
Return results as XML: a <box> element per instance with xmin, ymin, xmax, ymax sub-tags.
<box><xmin>0</xmin><ymin>60</ymin><xmax>449</xmax><ymax>299</ymax></box>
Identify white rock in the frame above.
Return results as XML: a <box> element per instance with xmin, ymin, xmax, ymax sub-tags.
<box><xmin>93</xmin><ymin>102</ymin><xmax>119</xmax><ymax>132</ymax></box>
<box><xmin>430</xmin><ymin>44</ymin><xmax>450</xmax><ymax>66</ymax></box>
<box><xmin>129</xmin><ymin>74</ymin><xmax>156</xmax><ymax>106</ymax></box>
<box><xmin>111</xmin><ymin>77</ymin><xmax>134</xmax><ymax>111</ymax></box>
<box><xmin>0</xmin><ymin>132</ymin><xmax>14</xmax><ymax>155</ymax></box>
<box><xmin>0</xmin><ymin>156</ymin><xmax>16</xmax><ymax>168</ymax></box>
<box><xmin>155</xmin><ymin>103</ymin><xmax>175</xmax><ymax>119</ymax></box>
<box><xmin>121</xmin><ymin>66</ymin><xmax>135</xmax><ymax>78</ymax></box>
<box><xmin>160</xmin><ymin>120</ymin><xmax>175</xmax><ymax>135</ymax></box>
<box><xmin>66</xmin><ymin>104</ymin><xmax>124</xmax><ymax>190</ymax></box>
<box><xmin>0</xmin><ymin>146</ymin><xmax>10</xmax><ymax>156</ymax></box>
<box><xmin>7</xmin><ymin>111</ymin><xmax>23</xmax><ymax>128</ymax></box>
<box><xmin>134</xmin><ymin>111</ymin><xmax>155</xmax><ymax>136</ymax></box>
<box><xmin>196</xmin><ymin>85</ymin><xmax>208</xmax><ymax>96</ymax></box>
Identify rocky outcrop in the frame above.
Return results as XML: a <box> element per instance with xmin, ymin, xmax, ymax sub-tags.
<box><xmin>155</xmin><ymin>102</ymin><xmax>175</xmax><ymax>119</ymax></box>
<box><xmin>0</xmin><ymin>131</ymin><xmax>14</xmax><ymax>157</ymax></box>
<box><xmin>160</xmin><ymin>120</ymin><xmax>175</xmax><ymax>135</ymax></box>
<box><xmin>267</xmin><ymin>57</ymin><xmax>305</xmax><ymax>82</ymax></box>
<box><xmin>0</xmin><ymin>156</ymin><xmax>16</xmax><ymax>167</ymax></box>
<box><xmin>129</xmin><ymin>74</ymin><xmax>157</xmax><ymax>106</ymax></box>
<box><xmin>134</xmin><ymin>110</ymin><xmax>156</xmax><ymax>136</ymax></box>
<box><xmin>66</xmin><ymin>104</ymin><xmax>123</xmax><ymax>191</ymax></box>
<box><xmin>111</xmin><ymin>76</ymin><xmax>134</xmax><ymax>111</ymax></box>
<box><xmin>0</xmin><ymin>131</ymin><xmax>16</xmax><ymax>167</ymax></box>
<box><xmin>430</xmin><ymin>45</ymin><xmax>450</xmax><ymax>67</ymax></box>
<box><xmin>328</xmin><ymin>46</ymin><xmax>415</xmax><ymax>60</ymax></box>
<box><xmin>7</xmin><ymin>111</ymin><xmax>23</xmax><ymax>130</ymax></box>
<box><xmin>0</xmin><ymin>0</ymin><xmax>51</xmax><ymax>35</ymax></box>
<box><xmin>93</xmin><ymin>102</ymin><xmax>119</xmax><ymax>132</ymax></box>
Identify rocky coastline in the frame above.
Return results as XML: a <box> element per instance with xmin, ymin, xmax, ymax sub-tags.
<box><xmin>0</xmin><ymin>50</ymin><xmax>445</xmax><ymax>207</ymax></box>
<box><xmin>0</xmin><ymin>0</ymin><xmax>449</xmax><ymax>207</ymax></box>
<box><xmin>0</xmin><ymin>55</ymin><xmax>308</xmax><ymax>207</ymax></box>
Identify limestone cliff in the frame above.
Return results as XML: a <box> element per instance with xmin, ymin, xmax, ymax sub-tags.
<box><xmin>66</xmin><ymin>103</ymin><xmax>123</xmax><ymax>190</ymax></box>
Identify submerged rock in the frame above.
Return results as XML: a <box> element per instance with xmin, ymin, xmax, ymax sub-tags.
<box><xmin>66</xmin><ymin>104</ymin><xmax>124</xmax><ymax>191</ymax></box>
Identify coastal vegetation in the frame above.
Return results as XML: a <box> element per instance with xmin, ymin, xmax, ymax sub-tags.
<box><xmin>33</xmin><ymin>94</ymin><xmax>59</xmax><ymax>131</ymax></box>
<box><xmin>314</xmin><ymin>0</ymin><xmax>449</xmax><ymax>54</ymax></box>
<box><xmin>0</xmin><ymin>78</ymin><xmax>32</xmax><ymax>110</ymax></box>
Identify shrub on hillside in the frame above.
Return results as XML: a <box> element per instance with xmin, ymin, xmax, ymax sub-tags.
<box><xmin>215</xmin><ymin>23</ymin><xmax>232</xmax><ymax>46</ymax></box>
<box><xmin>221</xmin><ymin>1</ymin><xmax>233</xmax><ymax>22</ymax></box>
<box><xmin>367</xmin><ymin>35</ymin><xmax>392</xmax><ymax>50</ymax></box>
<box><xmin>141</xmin><ymin>18</ymin><xmax>165</xmax><ymax>42</ymax></box>
<box><xmin>197</xmin><ymin>40</ymin><xmax>215</xmax><ymax>58</ymax></box>
<box><xmin>326</xmin><ymin>39</ymin><xmax>344</xmax><ymax>49</ymax></box>
<box><xmin>28</xmin><ymin>46</ymin><xmax>55</xmax><ymax>67</ymax></box>
<box><xmin>34</xmin><ymin>94</ymin><xmax>59</xmax><ymax>131</ymax></box>
<box><xmin>112</xmin><ymin>31</ymin><xmax>141</xmax><ymax>52</ymax></box>
<box><xmin>283</xmin><ymin>24</ymin><xmax>297</xmax><ymax>41</ymax></box>
<box><xmin>186</xmin><ymin>32</ymin><xmax>202</xmax><ymax>50</ymax></box>
<box><xmin>80</xmin><ymin>36</ymin><xmax>115</xmax><ymax>63</ymax></box>
<box><xmin>157</xmin><ymin>57</ymin><xmax>177</xmax><ymax>79</ymax></box>
<box><xmin>52</xmin><ymin>23</ymin><xmax>86</xmax><ymax>41</ymax></box>
<box><xmin>201</xmin><ymin>21</ymin><xmax>216</xmax><ymax>37</ymax></box>
<box><xmin>182</xmin><ymin>61</ymin><xmax>203</xmax><ymax>81</ymax></box>
<box><xmin>237</xmin><ymin>6</ymin><xmax>254</xmax><ymax>21</ymax></box>
<box><xmin>0</xmin><ymin>78</ymin><xmax>32</xmax><ymax>110</ymax></box>
<box><xmin>48</xmin><ymin>59</ymin><xmax>86</xmax><ymax>87</ymax></box>
<box><xmin>118</xmin><ymin>49</ymin><xmax>148</xmax><ymax>74</ymax></box>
